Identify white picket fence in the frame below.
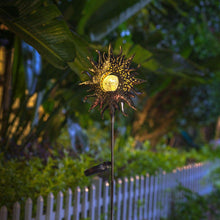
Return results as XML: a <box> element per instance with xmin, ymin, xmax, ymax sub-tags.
<box><xmin>0</xmin><ymin>162</ymin><xmax>216</xmax><ymax>220</ymax></box>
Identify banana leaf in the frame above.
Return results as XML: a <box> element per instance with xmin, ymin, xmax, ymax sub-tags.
<box><xmin>114</xmin><ymin>38</ymin><xmax>208</xmax><ymax>84</ymax></box>
<box><xmin>0</xmin><ymin>0</ymin><xmax>76</xmax><ymax>69</ymax></box>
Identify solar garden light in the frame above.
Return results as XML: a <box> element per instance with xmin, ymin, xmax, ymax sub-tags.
<box><xmin>81</xmin><ymin>44</ymin><xmax>145</xmax><ymax>220</ymax></box>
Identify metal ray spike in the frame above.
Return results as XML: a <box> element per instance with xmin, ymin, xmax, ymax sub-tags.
<box><xmin>96</xmin><ymin>50</ymin><xmax>102</xmax><ymax>65</ymax></box>
<box><xmin>108</xmin><ymin>44</ymin><xmax>113</xmax><ymax>57</ymax></box>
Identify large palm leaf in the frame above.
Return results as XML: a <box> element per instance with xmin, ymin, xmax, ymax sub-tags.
<box><xmin>0</xmin><ymin>0</ymin><xmax>76</xmax><ymax>69</ymax></box>
<box><xmin>114</xmin><ymin>38</ymin><xmax>208</xmax><ymax>84</ymax></box>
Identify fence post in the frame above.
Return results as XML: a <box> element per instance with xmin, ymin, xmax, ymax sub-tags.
<box><xmin>134</xmin><ymin>176</ymin><xmax>139</xmax><ymax>220</ymax></box>
<box><xmin>89</xmin><ymin>184</ymin><xmax>96</xmax><ymax>220</ymax></box>
<box><xmin>139</xmin><ymin>175</ymin><xmax>144</xmax><ymax>220</ymax></box>
<box><xmin>12</xmin><ymin>202</ymin><xmax>20</xmax><ymax>220</ymax></box>
<box><xmin>82</xmin><ymin>187</ymin><xmax>89</xmax><ymax>219</ymax></box>
<box><xmin>103</xmin><ymin>181</ymin><xmax>109</xmax><ymax>220</ymax></box>
<box><xmin>143</xmin><ymin>174</ymin><xmax>149</xmax><ymax>220</ymax></box>
<box><xmin>153</xmin><ymin>175</ymin><xmax>159</xmax><ymax>220</ymax></box>
<box><xmin>25</xmin><ymin>198</ymin><xmax>32</xmax><ymax>220</ymax></box>
<box><xmin>93</xmin><ymin>177</ymin><xmax>102</xmax><ymax>220</ymax></box>
<box><xmin>116</xmin><ymin>179</ymin><xmax>122</xmax><ymax>220</ymax></box>
<box><xmin>36</xmin><ymin>196</ymin><xmax>44</xmax><ymax>220</ymax></box>
<box><xmin>155</xmin><ymin>173</ymin><xmax>162</xmax><ymax>220</ymax></box>
<box><xmin>148</xmin><ymin>175</ymin><xmax>155</xmax><ymax>220</ymax></box>
<box><xmin>55</xmin><ymin>192</ymin><xmax>64</xmax><ymax>220</ymax></box>
<box><xmin>46</xmin><ymin>193</ymin><xmax>54</xmax><ymax>220</ymax></box>
<box><xmin>175</xmin><ymin>168</ymin><xmax>181</xmax><ymax>200</ymax></box>
<box><xmin>73</xmin><ymin>187</ymin><xmax>81</xmax><ymax>220</ymax></box>
<box><xmin>0</xmin><ymin>206</ymin><xmax>7</xmax><ymax>220</ymax></box>
<box><xmin>160</xmin><ymin>171</ymin><xmax>166</xmax><ymax>219</ymax></box>
<box><xmin>65</xmin><ymin>188</ymin><xmax>73</xmax><ymax>220</ymax></box>
<box><xmin>122</xmin><ymin>177</ymin><xmax>128</xmax><ymax>220</ymax></box>
<box><xmin>189</xmin><ymin>165</ymin><xmax>193</xmax><ymax>191</ymax></box>
<box><xmin>165</xmin><ymin>172</ymin><xmax>172</xmax><ymax>218</ymax></box>
<box><xmin>128</xmin><ymin>177</ymin><xmax>134</xmax><ymax>220</ymax></box>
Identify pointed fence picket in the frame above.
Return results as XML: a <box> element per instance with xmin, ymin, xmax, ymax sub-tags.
<box><xmin>0</xmin><ymin>161</ymin><xmax>217</xmax><ymax>220</ymax></box>
<box><xmin>81</xmin><ymin>187</ymin><xmax>89</xmax><ymax>219</ymax></box>
<box><xmin>55</xmin><ymin>192</ymin><xmax>63</xmax><ymax>220</ymax></box>
<box><xmin>122</xmin><ymin>177</ymin><xmax>128</xmax><ymax>220</ymax></box>
<box><xmin>116</xmin><ymin>179</ymin><xmax>122</xmax><ymax>220</ymax></box>
<box><xmin>0</xmin><ymin>206</ymin><xmax>7</xmax><ymax>220</ymax></box>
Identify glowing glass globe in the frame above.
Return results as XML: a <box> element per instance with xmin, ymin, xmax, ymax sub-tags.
<box><xmin>80</xmin><ymin>44</ymin><xmax>145</xmax><ymax>116</ymax></box>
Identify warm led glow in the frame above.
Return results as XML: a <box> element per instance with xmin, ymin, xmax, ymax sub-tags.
<box><xmin>102</xmin><ymin>75</ymin><xmax>119</xmax><ymax>92</ymax></box>
<box><xmin>80</xmin><ymin>44</ymin><xmax>145</xmax><ymax>116</ymax></box>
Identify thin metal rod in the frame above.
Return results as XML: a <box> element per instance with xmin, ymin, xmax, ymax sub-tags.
<box><xmin>110</xmin><ymin>113</ymin><xmax>115</xmax><ymax>220</ymax></box>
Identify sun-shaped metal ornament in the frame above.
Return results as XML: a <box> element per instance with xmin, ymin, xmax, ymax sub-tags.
<box><xmin>80</xmin><ymin>44</ymin><xmax>145</xmax><ymax>117</ymax></box>
<box><xmin>81</xmin><ymin>44</ymin><xmax>145</xmax><ymax>220</ymax></box>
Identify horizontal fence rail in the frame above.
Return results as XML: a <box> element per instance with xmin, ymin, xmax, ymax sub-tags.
<box><xmin>0</xmin><ymin>162</ymin><xmax>216</xmax><ymax>220</ymax></box>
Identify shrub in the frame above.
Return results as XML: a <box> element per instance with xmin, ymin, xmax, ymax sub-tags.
<box><xmin>1</xmin><ymin>137</ymin><xmax>220</xmax><ymax>217</ymax></box>
<box><xmin>0</xmin><ymin>154</ymin><xmax>94</xmax><ymax>216</ymax></box>
<box><xmin>170</xmin><ymin>186</ymin><xmax>220</xmax><ymax>220</ymax></box>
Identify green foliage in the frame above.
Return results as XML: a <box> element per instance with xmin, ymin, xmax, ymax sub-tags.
<box><xmin>181</xmin><ymin>82</ymin><xmax>220</xmax><ymax>127</ymax></box>
<box><xmin>171</xmin><ymin>187</ymin><xmax>208</xmax><ymax>220</ymax></box>
<box><xmin>169</xmin><ymin>186</ymin><xmax>220</xmax><ymax>220</ymax></box>
<box><xmin>1</xmin><ymin>130</ymin><xmax>220</xmax><ymax>216</ymax></box>
<box><xmin>82</xmin><ymin>0</ymin><xmax>152</xmax><ymax>41</ymax></box>
<box><xmin>84</xmin><ymin>126</ymin><xmax>220</xmax><ymax>177</ymax></box>
<box><xmin>114</xmin><ymin>37</ymin><xmax>208</xmax><ymax>83</ymax></box>
<box><xmin>1</xmin><ymin>0</ymin><xmax>219</xmax><ymax>152</ymax></box>
<box><xmin>121</xmin><ymin>0</ymin><xmax>220</xmax><ymax>129</ymax></box>
<box><xmin>209</xmin><ymin>166</ymin><xmax>220</xmax><ymax>190</ymax></box>
<box><xmin>148</xmin><ymin>0</ymin><xmax>220</xmax><ymax>60</ymax></box>
<box><xmin>0</xmin><ymin>0</ymin><xmax>76</xmax><ymax>69</ymax></box>
<box><xmin>114</xmin><ymin>140</ymin><xmax>220</xmax><ymax>177</ymax></box>
<box><xmin>0</xmin><ymin>2</ymin><xmax>220</xmax><ymax>217</ymax></box>
<box><xmin>0</xmin><ymin>154</ymin><xmax>94</xmax><ymax>215</ymax></box>
<box><xmin>169</xmin><ymin>158</ymin><xmax>220</xmax><ymax>220</ymax></box>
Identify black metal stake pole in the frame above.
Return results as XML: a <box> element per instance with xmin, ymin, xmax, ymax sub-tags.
<box><xmin>110</xmin><ymin>112</ymin><xmax>115</xmax><ymax>220</ymax></box>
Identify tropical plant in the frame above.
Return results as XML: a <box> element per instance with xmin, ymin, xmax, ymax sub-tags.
<box><xmin>0</xmin><ymin>0</ymin><xmax>219</xmax><ymax>156</ymax></box>
<box><xmin>0</xmin><ymin>0</ymin><xmax>90</xmax><ymax>156</ymax></box>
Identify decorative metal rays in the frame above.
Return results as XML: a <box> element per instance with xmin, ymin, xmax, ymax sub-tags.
<box><xmin>81</xmin><ymin>44</ymin><xmax>145</xmax><ymax>220</ymax></box>
<box><xmin>80</xmin><ymin>44</ymin><xmax>145</xmax><ymax>117</ymax></box>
